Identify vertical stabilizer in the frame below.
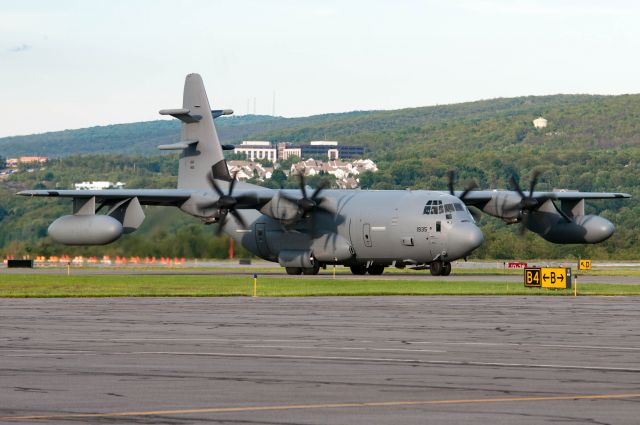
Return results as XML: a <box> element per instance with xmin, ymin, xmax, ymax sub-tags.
<box><xmin>162</xmin><ymin>74</ymin><xmax>230</xmax><ymax>189</ymax></box>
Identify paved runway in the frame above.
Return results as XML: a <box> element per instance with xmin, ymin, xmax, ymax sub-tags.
<box><xmin>1</xmin><ymin>297</ymin><xmax>640</xmax><ymax>424</ymax></box>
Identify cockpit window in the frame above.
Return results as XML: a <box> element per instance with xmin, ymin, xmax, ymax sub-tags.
<box><xmin>445</xmin><ymin>204</ymin><xmax>454</xmax><ymax>213</ymax></box>
<box><xmin>454</xmin><ymin>203</ymin><xmax>464</xmax><ymax>212</ymax></box>
<box><xmin>423</xmin><ymin>200</ymin><xmax>445</xmax><ymax>215</ymax></box>
<box><xmin>422</xmin><ymin>200</ymin><xmax>433</xmax><ymax>214</ymax></box>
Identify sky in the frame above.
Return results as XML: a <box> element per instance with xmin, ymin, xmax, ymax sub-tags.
<box><xmin>1</xmin><ymin>0</ymin><xmax>640</xmax><ymax>137</ymax></box>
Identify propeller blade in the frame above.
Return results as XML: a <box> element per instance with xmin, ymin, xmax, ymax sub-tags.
<box><xmin>208</xmin><ymin>169</ymin><xmax>225</xmax><ymax>198</ymax></box>
<box><xmin>520</xmin><ymin>211</ymin><xmax>530</xmax><ymax>235</ymax></box>
<box><xmin>235</xmin><ymin>193</ymin><xmax>258</xmax><ymax>207</ymax></box>
<box><xmin>229</xmin><ymin>209</ymin><xmax>247</xmax><ymax>229</ymax></box>
<box><xmin>528</xmin><ymin>171</ymin><xmax>540</xmax><ymax>198</ymax></box>
<box><xmin>216</xmin><ymin>210</ymin><xmax>228</xmax><ymax>236</ymax></box>
<box><xmin>447</xmin><ymin>170</ymin><xmax>456</xmax><ymax>196</ymax></box>
<box><xmin>458</xmin><ymin>180</ymin><xmax>478</xmax><ymax>202</ymax></box>
<box><xmin>468</xmin><ymin>206</ymin><xmax>482</xmax><ymax>222</ymax></box>
<box><xmin>311</xmin><ymin>179</ymin><xmax>329</xmax><ymax>200</ymax></box>
<box><xmin>509</xmin><ymin>174</ymin><xmax>526</xmax><ymax>199</ymax></box>
<box><xmin>448</xmin><ymin>170</ymin><xmax>477</xmax><ymax>202</ymax></box>
<box><xmin>229</xmin><ymin>171</ymin><xmax>238</xmax><ymax>195</ymax></box>
<box><xmin>298</xmin><ymin>173</ymin><xmax>308</xmax><ymax>199</ymax></box>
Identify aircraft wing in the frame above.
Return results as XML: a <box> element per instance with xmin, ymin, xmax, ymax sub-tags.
<box><xmin>460</xmin><ymin>190</ymin><xmax>631</xmax><ymax>206</ymax></box>
<box><xmin>17</xmin><ymin>189</ymin><xmax>193</xmax><ymax>206</ymax></box>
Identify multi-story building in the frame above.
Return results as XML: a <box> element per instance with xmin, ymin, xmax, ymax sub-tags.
<box><xmin>277</xmin><ymin>143</ymin><xmax>302</xmax><ymax>161</ymax></box>
<box><xmin>233</xmin><ymin>141</ymin><xmax>278</xmax><ymax>162</ymax></box>
<box><xmin>296</xmin><ymin>141</ymin><xmax>364</xmax><ymax>160</ymax></box>
<box><xmin>234</xmin><ymin>141</ymin><xmax>364</xmax><ymax>162</ymax></box>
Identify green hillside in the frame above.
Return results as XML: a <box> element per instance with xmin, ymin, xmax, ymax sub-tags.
<box><xmin>0</xmin><ymin>112</ymin><xmax>371</xmax><ymax>157</ymax></box>
<box><xmin>1</xmin><ymin>93</ymin><xmax>639</xmax><ymax>260</ymax></box>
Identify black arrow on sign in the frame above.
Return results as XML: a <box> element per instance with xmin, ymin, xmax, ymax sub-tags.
<box><xmin>543</xmin><ymin>274</ymin><xmax>549</xmax><ymax>281</ymax></box>
<box><xmin>558</xmin><ymin>275</ymin><xmax>564</xmax><ymax>282</ymax></box>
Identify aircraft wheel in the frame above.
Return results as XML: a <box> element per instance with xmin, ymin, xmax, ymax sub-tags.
<box><xmin>302</xmin><ymin>264</ymin><xmax>320</xmax><ymax>275</ymax></box>
<box><xmin>430</xmin><ymin>261</ymin><xmax>443</xmax><ymax>276</ymax></box>
<box><xmin>442</xmin><ymin>262</ymin><xmax>452</xmax><ymax>276</ymax></box>
<box><xmin>367</xmin><ymin>265</ymin><xmax>385</xmax><ymax>275</ymax></box>
<box><xmin>350</xmin><ymin>265</ymin><xmax>367</xmax><ymax>275</ymax></box>
<box><xmin>286</xmin><ymin>267</ymin><xmax>303</xmax><ymax>275</ymax></box>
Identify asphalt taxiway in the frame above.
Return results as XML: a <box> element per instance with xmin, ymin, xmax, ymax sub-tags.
<box><xmin>1</xmin><ymin>296</ymin><xmax>640</xmax><ymax>424</ymax></box>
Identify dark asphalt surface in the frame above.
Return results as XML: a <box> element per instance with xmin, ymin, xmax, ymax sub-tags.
<box><xmin>1</xmin><ymin>297</ymin><xmax>640</xmax><ymax>424</ymax></box>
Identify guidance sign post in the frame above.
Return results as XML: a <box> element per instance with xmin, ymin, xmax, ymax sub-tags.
<box><xmin>524</xmin><ymin>267</ymin><xmax>572</xmax><ymax>289</ymax></box>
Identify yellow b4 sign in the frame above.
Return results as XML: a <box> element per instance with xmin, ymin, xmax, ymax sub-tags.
<box><xmin>524</xmin><ymin>267</ymin><xmax>571</xmax><ymax>289</ymax></box>
<box><xmin>579</xmin><ymin>259</ymin><xmax>591</xmax><ymax>270</ymax></box>
<box><xmin>524</xmin><ymin>268</ymin><xmax>541</xmax><ymax>287</ymax></box>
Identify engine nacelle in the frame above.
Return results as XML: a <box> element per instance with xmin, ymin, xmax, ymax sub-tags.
<box><xmin>540</xmin><ymin>215</ymin><xmax>614</xmax><ymax>244</ymax></box>
<box><xmin>48</xmin><ymin>215</ymin><xmax>123</xmax><ymax>245</ymax></box>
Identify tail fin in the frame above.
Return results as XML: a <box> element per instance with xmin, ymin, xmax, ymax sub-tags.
<box><xmin>160</xmin><ymin>73</ymin><xmax>231</xmax><ymax>189</ymax></box>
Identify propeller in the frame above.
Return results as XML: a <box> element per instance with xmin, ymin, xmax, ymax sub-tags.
<box><xmin>508</xmin><ymin>171</ymin><xmax>541</xmax><ymax>234</ymax></box>
<box><xmin>447</xmin><ymin>170</ymin><xmax>478</xmax><ymax>202</ymax></box>
<box><xmin>201</xmin><ymin>168</ymin><xmax>254</xmax><ymax>235</ymax></box>
<box><xmin>280</xmin><ymin>173</ymin><xmax>331</xmax><ymax>234</ymax></box>
<box><xmin>447</xmin><ymin>170</ymin><xmax>480</xmax><ymax>220</ymax></box>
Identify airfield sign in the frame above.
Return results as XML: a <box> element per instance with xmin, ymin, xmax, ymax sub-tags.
<box><xmin>524</xmin><ymin>268</ymin><xmax>541</xmax><ymax>287</ymax></box>
<box><xmin>579</xmin><ymin>259</ymin><xmax>592</xmax><ymax>270</ymax></box>
<box><xmin>524</xmin><ymin>267</ymin><xmax>571</xmax><ymax>289</ymax></box>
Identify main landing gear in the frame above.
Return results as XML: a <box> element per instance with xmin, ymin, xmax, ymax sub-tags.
<box><xmin>286</xmin><ymin>263</ymin><xmax>320</xmax><ymax>275</ymax></box>
<box><xmin>349</xmin><ymin>265</ymin><xmax>385</xmax><ymax>275</ymax></box>
<box><xmin>429</xmin><ymin>261</ymin><xmax>452</xmax><ymax>276</ymax></box>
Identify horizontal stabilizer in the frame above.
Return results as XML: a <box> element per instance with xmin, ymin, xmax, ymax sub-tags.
<box><xmin>158</xmin><ymin>140</ymin><xmax>198</xmax><ymax>150</ymax></box>
<box><xmin>159</xmin><ymin>108</ymin><xmax>202</xmax><ymax>123</ymax></box>
<box><xmin>212</xmin><ymin>109</ymin><xmax>234</xmax><ymax>119</ymax></box>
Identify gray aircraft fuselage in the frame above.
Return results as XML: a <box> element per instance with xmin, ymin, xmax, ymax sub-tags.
<box><xmin>183</xmin><ymin>183</ymin><xmax>484</xmax><ymax>269</ymax></box>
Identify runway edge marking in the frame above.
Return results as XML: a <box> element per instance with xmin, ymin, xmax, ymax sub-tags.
<box><xmin>3</xmin><ymin>393</ymin><xmax>640</xmax><ymax>421</ymax></box>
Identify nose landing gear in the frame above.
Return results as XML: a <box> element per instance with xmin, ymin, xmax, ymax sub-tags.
<box><xmin>430</xmin><ymin>261</ymin><xmax>452</xmax><ymax>276</ymax></box>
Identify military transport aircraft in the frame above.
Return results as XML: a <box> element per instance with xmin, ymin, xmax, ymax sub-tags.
<box><xmin>18</xmin><ymin>74</ymin><xmax>631</xmax><ymax>276</ymax></box>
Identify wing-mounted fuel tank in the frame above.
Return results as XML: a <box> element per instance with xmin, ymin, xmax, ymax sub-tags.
<box><xmin>477</xmin><ymin>191</ymin><xmax>615</xmax><ymax>244</ymax></box>
<box><xmin>525</xmin><ymin>199</ymin><xmax>614</xmax><ymax>244</ymax></box>
<box><xmin>48</xmin><ymin>196</ymin><xmax>145</xmax><ymax>245</ymax></box>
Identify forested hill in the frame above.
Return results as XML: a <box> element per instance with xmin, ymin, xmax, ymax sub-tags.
<box><xmin>0</xmin><ymin>112</ymin><xmax>372</xmax><ymax>157</ymax></box>
<box><xmin>2</xmin><ymin>93</ymin><xmax>639</xmax><ymax>260</ymax></box>
<box><xmin>2</xmin><ymin>93</ymin><xmax>640</xmax><ymax>158</ymax></box>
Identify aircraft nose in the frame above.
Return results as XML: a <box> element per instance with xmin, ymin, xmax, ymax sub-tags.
<box><xmin>446</xmin><ymin>222</ymin><xmax>484</xmax><ymax>260</ymax></box>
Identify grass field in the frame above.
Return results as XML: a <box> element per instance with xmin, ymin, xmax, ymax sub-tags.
<box><xmin>1</xmin><ymin>274</ymin><xmax>640</xmax><ymax>297</ymax></box>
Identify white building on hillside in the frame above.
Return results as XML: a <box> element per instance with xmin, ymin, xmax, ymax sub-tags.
<box><xmin>233</xmin><ymin>141</ymin><xmax>277</xmax><ymax>161</ymax></box>
<box><xmin>533</xmin><ymin>117</ymin><xmax>548</xmax><ymax>129</ymax></box>
<box><xmin>74</xmin><ymin>181</ymin><xmax>125</xmax><ymax>190</ymax></box>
